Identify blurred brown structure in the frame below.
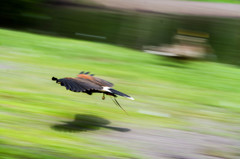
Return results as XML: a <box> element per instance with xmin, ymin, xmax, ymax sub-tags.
<box><xmin>143</xmin><ymin>29</ymin><xmax>214</xmax><ymax>59</ymax></box>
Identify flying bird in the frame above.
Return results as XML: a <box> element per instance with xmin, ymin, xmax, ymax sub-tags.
<box><xmin>52</xmin><ymin>71</ymin><xmax>134</xmax><ymax>113</ymax></box>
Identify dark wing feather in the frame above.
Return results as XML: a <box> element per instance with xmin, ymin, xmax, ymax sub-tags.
<box><xmin>58</xmin><ymin>78</ymin><xmax>102</xmax><ymax>92</ymax></box>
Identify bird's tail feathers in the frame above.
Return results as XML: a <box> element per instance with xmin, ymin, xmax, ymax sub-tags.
<box><xmin>109</xmin><ymin>88</ymin><xmax>134</xmax><ymax>100</ymax></box>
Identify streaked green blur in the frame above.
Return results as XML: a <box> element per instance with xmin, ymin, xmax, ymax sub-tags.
<box><xmin>1</xmin><ymin>0</ymin><xmax>240</xmax><ymax>159</ymax></box>
<box><xmin>1</xmin><ymin>28</ymin><xmax>240</xmax><ymax>159</ymax></box>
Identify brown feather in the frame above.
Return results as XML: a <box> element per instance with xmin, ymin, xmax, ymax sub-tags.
<box><xmin>77</xmin><ymin>74</ymin><xmax>113</xmax><ymax>87</ymax></box>
<box><xmin>77</xmin><ymin>74</ymin><xmax>94</xmax><ymax>80</ymax></box>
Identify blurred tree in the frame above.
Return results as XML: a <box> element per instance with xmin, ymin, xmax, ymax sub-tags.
<box><xmin>0</xmin><ymin>0</ymin><xmax>46</xmax><ymax>28</ymax></box>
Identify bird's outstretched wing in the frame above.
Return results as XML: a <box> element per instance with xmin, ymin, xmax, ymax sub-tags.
<box><xmin>52</xmin><ymin>71</ymin><xmax>114</xmax><ymax>92</ymax></box>
<box><xmin>55</xmin><ymin>77</ymin><xmax>102</xmax><ymax>92</ymax></box>
<box><xmin>77</xmin><ymin>72</ymin><xmax>114</xmax><ymax>87</ymax></box>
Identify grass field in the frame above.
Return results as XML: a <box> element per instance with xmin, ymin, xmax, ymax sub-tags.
<box><xmin>0</xmin><ymin>28</ymin><xmax>240</xmax><ymax>159</ymax></box>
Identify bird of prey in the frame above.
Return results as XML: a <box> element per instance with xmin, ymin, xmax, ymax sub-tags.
<box><xmin>52</xmin><ymin>71</ymin><xmax>134</xmax><ymax>113</ymax></box>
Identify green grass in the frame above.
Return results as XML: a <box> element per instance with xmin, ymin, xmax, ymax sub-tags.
<box><xmin>0</xmin><ymin>28</ymin><xmax>240</xmax><ymax>159</ymax></box>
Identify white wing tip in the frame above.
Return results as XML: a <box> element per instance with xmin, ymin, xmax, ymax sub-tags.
<box><xmin>128</xmin><ymin>97</ymin><xmax>134</xmax><ymax>100</ymax></box>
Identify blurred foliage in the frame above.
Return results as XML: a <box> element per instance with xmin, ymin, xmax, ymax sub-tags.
<box><xmin>0</xmin><ymin>0</ymin><xmax>240</xmax><ymax>65</ymax></box>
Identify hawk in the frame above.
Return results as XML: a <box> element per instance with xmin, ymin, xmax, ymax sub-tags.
<box><xmin>52</xmin><ymin>71</ymin><xmax>134</xmax><ymax>113</ymax></box>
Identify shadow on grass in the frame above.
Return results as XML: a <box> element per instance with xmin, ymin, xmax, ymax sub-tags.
<box><xmin>51</xmin><ymin>114</ymin><xmax>130</xmax><ymax>132</ymax></box>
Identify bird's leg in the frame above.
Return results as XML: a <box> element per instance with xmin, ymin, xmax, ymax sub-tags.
<box><xmin>102</xmin><ymin>93</ymin><xmax>105</xmax><ymax>100</ymax></box>
<box><xmin>111</xmin><ymin>97</ymin><xmax>128</xmax><ymax>115</ymax></box>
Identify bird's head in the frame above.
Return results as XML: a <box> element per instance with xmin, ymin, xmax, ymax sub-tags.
<box><xmin>52</xmin><ymin>77</ymin><xmax>58</xmax><ymax>82</ymax></box>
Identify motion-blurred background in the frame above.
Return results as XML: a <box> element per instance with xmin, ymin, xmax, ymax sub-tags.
<box><xmin>1</xmin><ymin>0</ymin><xmax>240</xmax><ymax>159</ymax></box>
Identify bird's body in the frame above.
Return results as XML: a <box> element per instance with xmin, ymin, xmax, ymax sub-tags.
<box><xmin>52</xmin><ymin>71</ymin><xmax>134</xmax><ymax>113</ymax></box>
